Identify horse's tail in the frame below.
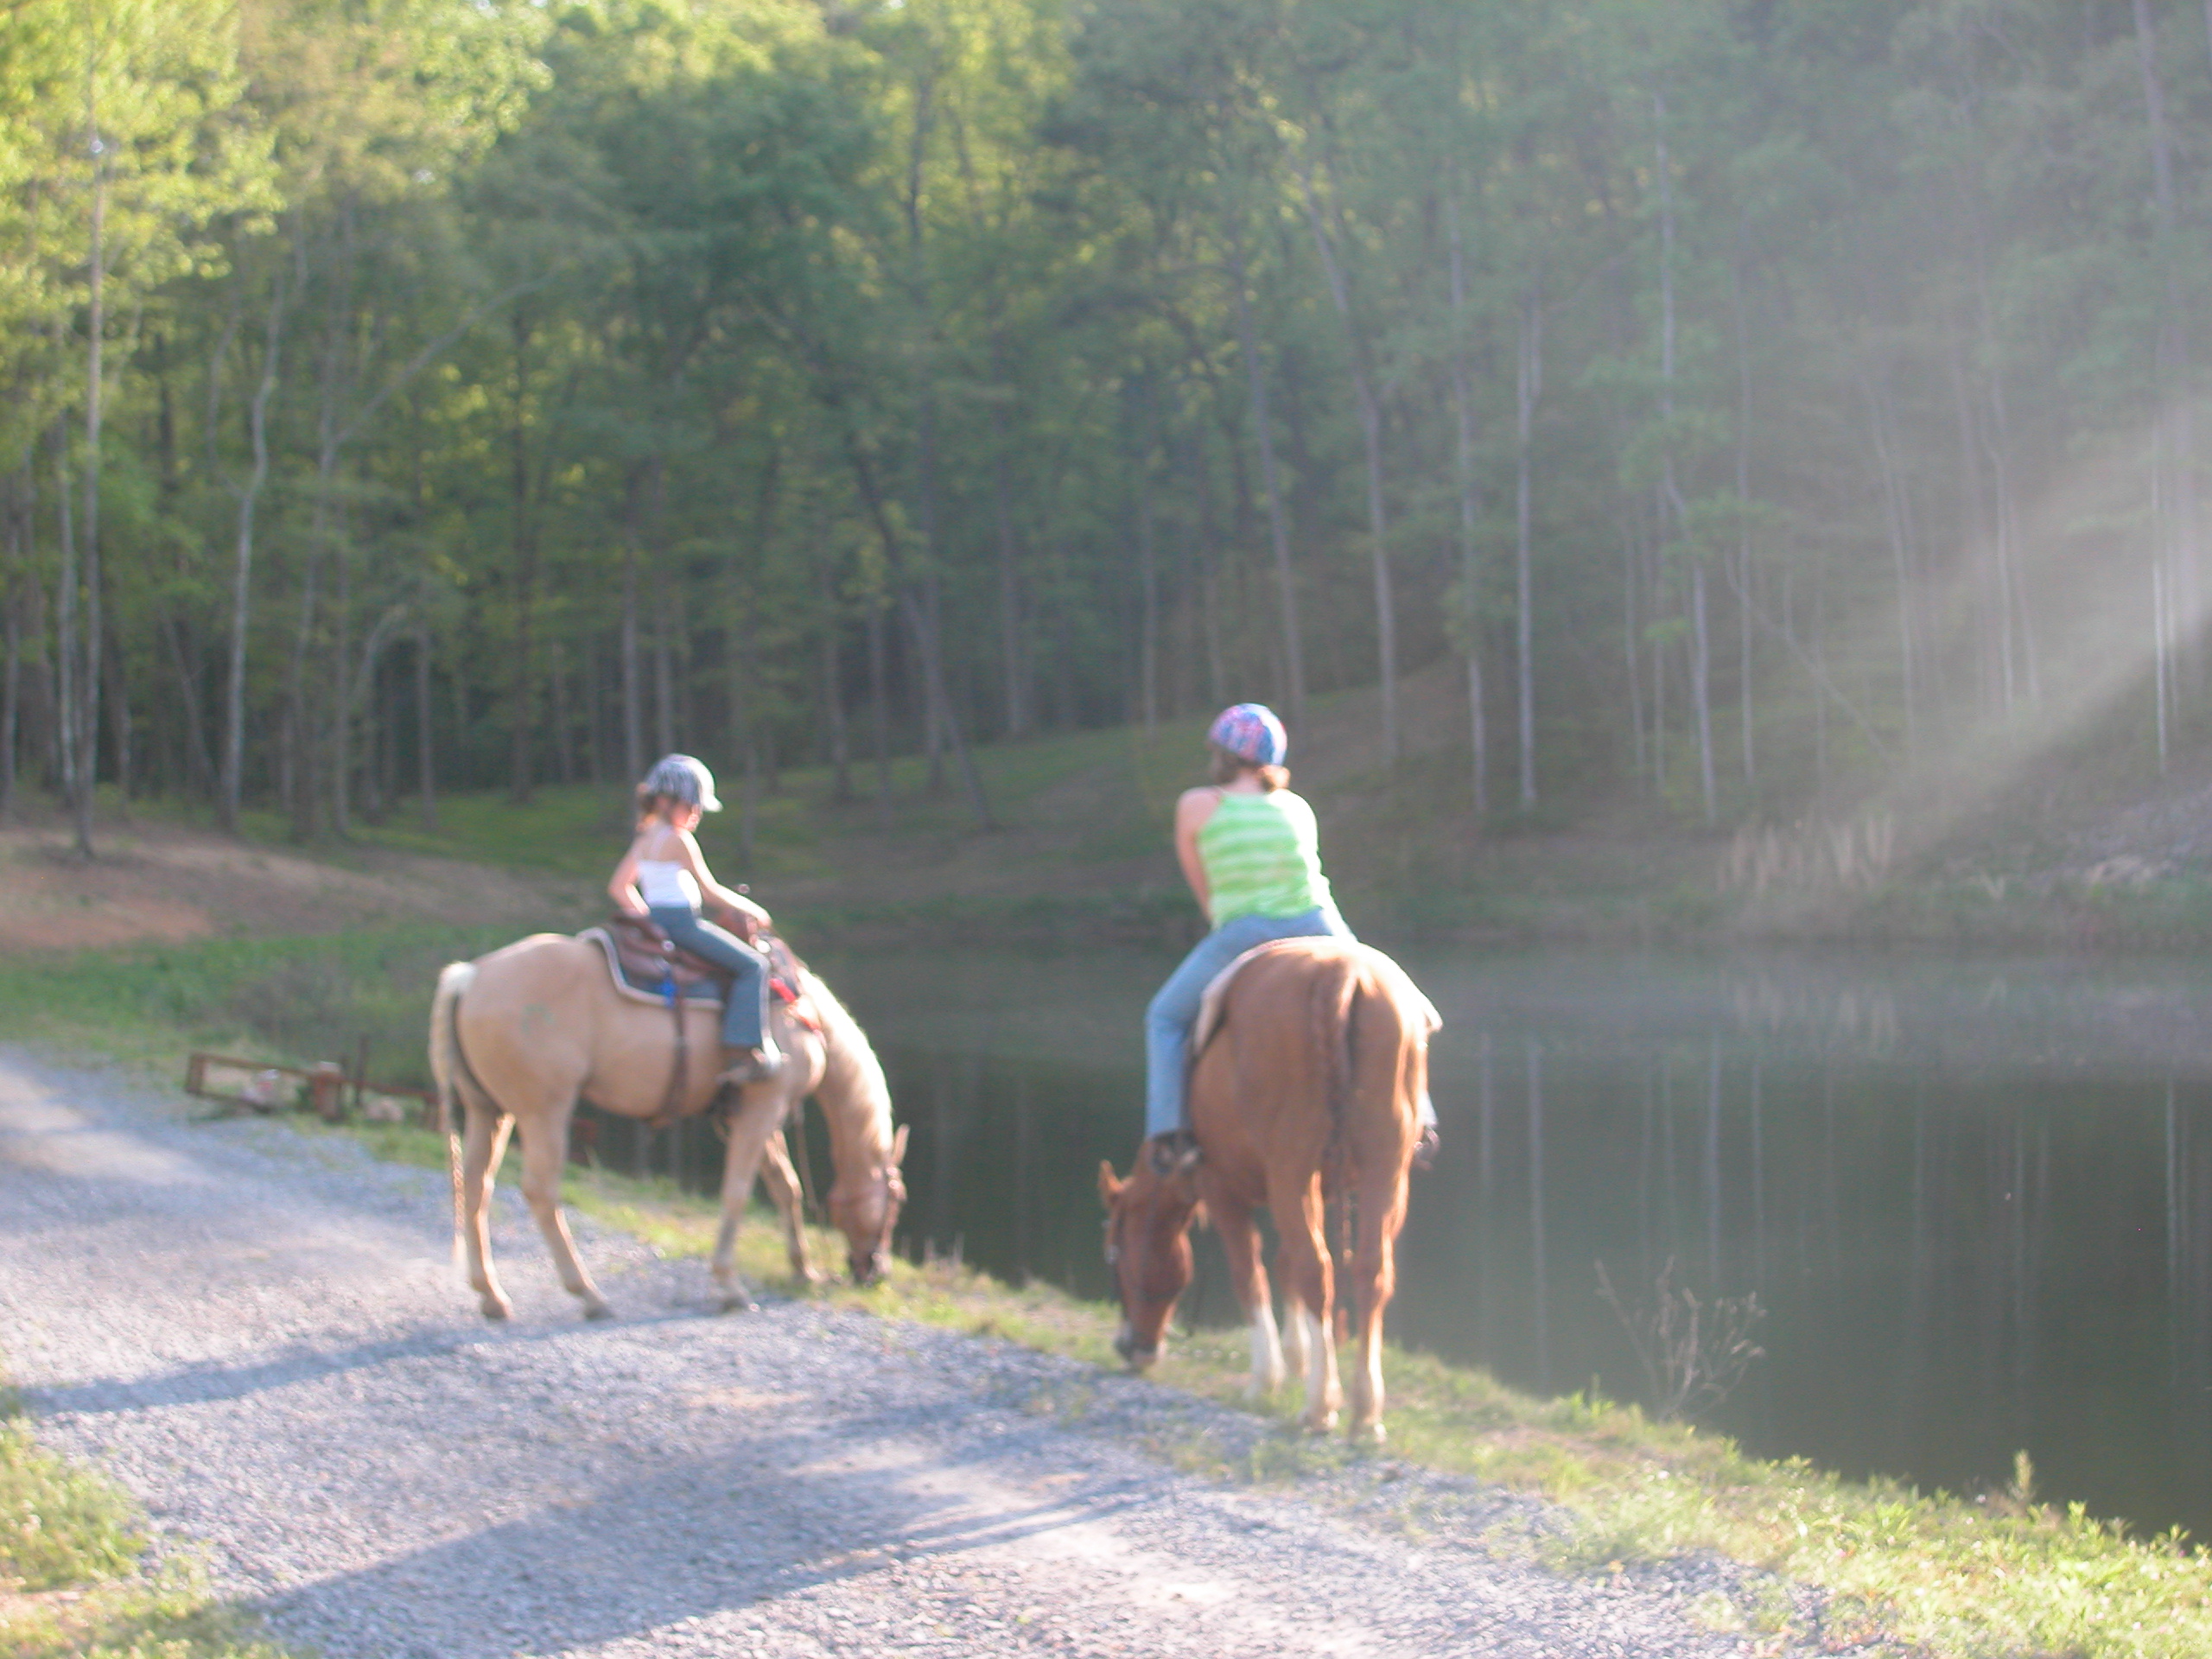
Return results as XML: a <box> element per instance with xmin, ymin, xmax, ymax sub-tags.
<box><xmin>429</xmin><ymin>960</ymin><xmax>479</xmax><ymax>1274</ymax></box>
<box><xmin>1317</xmin><ymin>949</ymin><xmax>1364</xmax><ymax>1166</ymax></box>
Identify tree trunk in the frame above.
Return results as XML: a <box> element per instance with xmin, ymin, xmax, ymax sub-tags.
<box><xmin>415</xmin><ymin>628</ymin><xmax>436</xmax><ymax>831</ymax></box>
<box><xmin>1446</xmin><ymin>188</ymin><xmax>1488</xmax><ymax>819</ymax></box>
<box><xmin>991</xmin><ymin>430</ymin><xmax>1028</xmax><ymax>741</ymax></box>
<box><xmin>620</xmin><ymin>540</ymin><xmax>643</xmax><ymax>784</ymax></box>
<box><xmin>1296</xmin><ymin>158</ymin><xmax>1396</xmax><ymax>760</ymax></box>
<box><xmin>1863</xmin><ymin>372</ymin><xmax>1917</xmax><ymax>758</ymax></box>
<box><xmin>821</xmin><ymin>565</ymin><xmax>851</xmax><ymax>804</ymax></box>
<box><xmin>159</xmin><ymin>610</ymin><xmax>215</xmax><ymax>799</ymax></box>
<box><xmin>1</xmin><ymin>490</ymin><xmax>19</xmax><ymax>822</ymax></box>
<box><xmin>102</xmin><ymin>612</ymin><xmax>130</xmax><ymax>817</ymax></box>
<box><xmin>1516</xmin><ymin>284</ymin><xmax>1541</xmax><ymax>810</ymax></box>
<box><xmin>1189</xmin><ymin>423</ymin><xmax>1226</xmax><ymax>707</ymax></box>
<box><xmin>221</xmin><ymin>271</ymin><xmax>284</xmax><ymax>834</ymax></box>
<box><xmin>1731</xmin><ymin>245</ymin><xmax>1758</xmax><ymax>786</ymax></box>
<box><xmin>867</xmin><ymin>600</ymin><xmax>892</xmax><ymax>830</ymax></box>
<box><xmin>507</xmin><ymin>305</ymin><xmax>537</xmax><ymax>804</ymax></box>
<box><xmin>653</xmin><ymin>572</ymin><xmax>676</xmax><ymax>759</ymax></box>
<box><xmin>54</xmin><ymin>425</ymin><xmax>79</xmax><ymax>833</ymax></box>
<box><xmin>1134</xmin><ymin>416</ymin><xmax>1160</xmax><ymax>737</ymax></box>
<box><xmin>2137</xmin><ymin>0</ymin><xmax>2196</xmax><ymax>697</ymax></box>
<box><xmin>549</xmin><ymin>640</ymin><xmax>575</xmax><ymax>786</ymax></box>
<box><xmin>1224</xmin><ymin>220</ymin><xmax>1306</xmax><ymax>732</ymax></box>
<box><xmin>74</xmin><ymin>135</ymin><xmax>106</xmax><ymax>858</ymax></box>
<box><xmin>914</xmin><ymin>409</ymin><xmax>949</xmax><ymax>794</ymax></box>
<box><xmin>1655</xmin><ymin>92</ymin><xmax>1715</xmax><ymax>827</ymax></box>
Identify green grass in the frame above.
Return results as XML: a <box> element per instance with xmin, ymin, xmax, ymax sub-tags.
<box><xmin>0</xmin><ymin>1382</ymin><xmax>287</xmax><ymax>1659</ymax></box>
<box><xmin>0</xmin><ymin>923</ymin><xmax>538</xmax><ymax>1090</ymax></box>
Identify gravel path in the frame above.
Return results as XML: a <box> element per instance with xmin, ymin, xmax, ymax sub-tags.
<box><xmin>0</xmin><ymin>1048</ymin><xmax>1826</xmax><ymax>1657</ymax></box>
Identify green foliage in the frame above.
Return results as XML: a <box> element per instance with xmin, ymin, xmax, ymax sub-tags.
<box><xmin>0</xmin><ymin>1380</ymin><xmax>287</xmax><ymax>1657</ymax></box>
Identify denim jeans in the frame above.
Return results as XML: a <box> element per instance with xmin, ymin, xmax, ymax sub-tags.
<box><xmin>648</xmin><ymin>905</ymin><xmax>771</xmax><ymax>1051</ymax></box>
<box><xmin>1143</xmin><ymin>905</ymin><xmax>1353</xmax><ymax>1138</ymax></box>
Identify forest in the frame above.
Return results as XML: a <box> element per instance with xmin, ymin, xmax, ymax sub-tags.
<box><xmin>5</xmin><ymin>0</ymin><xmax>2210</xmax><ymax>856</ymax></box>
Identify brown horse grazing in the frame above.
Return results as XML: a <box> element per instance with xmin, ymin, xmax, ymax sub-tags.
<box><xmin>428</xmin><ymin>931</ymin><xmax>906</xmax><ymax>1319</ymax></box>
<box><xmin>1096</xmin><ymin>938</ymin><xmax>1437</xmax><ymax>1441</ymax></box>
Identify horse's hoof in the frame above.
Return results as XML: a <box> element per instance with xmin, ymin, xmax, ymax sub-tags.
<box><xmin>582</xmin><ymin>1302</ymin><xmax>615</xmax><ymax>1322</ymax></box>
<box><xmin>1305</xmin><ymin>1411</ymin><xmax>1339</xmax><ymax>1434</ymax></box>
<box><xmin>480</xmin><ymin>1298</ymin><xmax>513</xmax><ymax>1322</ymax></box>
<box><xmin>720</xmin><ymin>1295</ymin><xmax>760</xmax><ymax>1315</ymax></box>
<box><xmin>1354</xmin><ymin>1421</ymin><xmax>1387</xmax><ymax>1446</ymax></box>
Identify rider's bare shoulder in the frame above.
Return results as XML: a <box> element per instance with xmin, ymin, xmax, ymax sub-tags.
<box><xmin>1174</xmin><ymin>785</ymin><xmax>1224</xmax><ymax>831</ymax></box>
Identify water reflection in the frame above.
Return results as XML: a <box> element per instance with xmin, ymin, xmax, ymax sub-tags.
<box><xmin>596</xmin><ymin>946</ymin><xmax>2212</xmax><ymax>1539</ymax></box>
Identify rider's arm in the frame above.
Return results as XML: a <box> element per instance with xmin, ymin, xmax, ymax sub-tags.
<box><xmin>607</xmin><ymin>836</ymin><xmax>650</xmax><ymax>918</ymax></box>
<box><xmin>1173</xmin><ymin>787</ymin><xmax>1221</xmax><ymax>921</ymax></box>
<box><xmin>678</xmin><ymin>832</ymin><xmax>772</xmax><ymax>931</ymax></box>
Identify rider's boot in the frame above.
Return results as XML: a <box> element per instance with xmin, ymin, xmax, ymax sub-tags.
<box><xmin>1145</xmin><ymin>1127</ymin><xmax>1200</xmax><ymax>1175</ymax></box>
<box><xmin>721</xmin><ymin>1040</ymin><xmax>784</xmax><ymax>1086</ymax></box>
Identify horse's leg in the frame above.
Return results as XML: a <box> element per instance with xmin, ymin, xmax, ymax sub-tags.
<box><xmin>1347</xmin><ymin>1167</ymin><xmax>1410</xmax><ymax>1442</ymax></box>
<box><xmin>515</xmin><ymin>1101</ymin><xmax>612</xmax><ymax>1319</ymax></box>
<box><xmin>711</xmin><ymin>1085</ymin><xmax>785</xmax><ymax>1313</ymax></box>
<box><xmin>1211</xmin><ymin>1192</ymin><xmax>1283</xmax><ymax>1398</ymax></box>
<box><xmin>1271</xmin><ymin>1168</ymin><xmax>1341</xmax><ymax>1431</ymax></box>
<box><xmin>461</xmin><ymin>1104</ymin><xmax>516</xmax><ymax>1320</ymax></box>
<box><xmin>757</xmin><ymin>1125</ymin><xmax>822</xmax><ymax>1285</ymax></box>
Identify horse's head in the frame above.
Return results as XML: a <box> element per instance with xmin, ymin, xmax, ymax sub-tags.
<box><xmin>1096</xmin><ymin>1145</ymin><xmax>1204</xmax><ymax>1372</ymax></box>
<box><xmin>831</xmin><ymin>1122</ymin><xmax>908</xmax><ymax>1287</ymax></box>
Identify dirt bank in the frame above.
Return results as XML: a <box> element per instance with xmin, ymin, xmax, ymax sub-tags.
<box><xmin>0</xmin><ymin>817</ymin><xmax>585</xmax><ymax>955</ymax></box>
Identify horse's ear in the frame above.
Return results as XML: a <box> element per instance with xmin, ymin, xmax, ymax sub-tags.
<box><xmin>1190</xmin><ymin>1199</ymin><xmax>1210</xmax><ymax>1232</ymax></box>
<box><xmin>1096</xmin><ymin>1160</ymin><xmax>1124</xmax><ymax>1205</ymax></box>
<box><xmin>888</xmin><ymin>1123</ymin><xmax>910</xmax><ymax>1167</ymax></box>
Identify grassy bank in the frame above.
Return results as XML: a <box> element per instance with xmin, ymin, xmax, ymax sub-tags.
<box><xmin>321</xmin><ymin>1133</ymin><xmax>2199</xmax><ymax>1659</ymax></box>
<box><xmin>0</xmin><ymin>1380</ymin><xmax>285</xmax><ymax>1659</ymax></box>
<box><xmin>0</xmin><ymin>923</ymin><xmax>537</xmax><ymax>1091</ymax></box>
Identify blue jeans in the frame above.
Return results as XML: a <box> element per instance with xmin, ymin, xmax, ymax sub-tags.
<box><xmin>648</xmin><ymin>906</ymin><xmax>771</xmax><ymax>1052</ymax></box>
<box><xmin>1143</xmin><ymin>906</ymin><xmax>1353</xmax><ymax>1138</ymax></box>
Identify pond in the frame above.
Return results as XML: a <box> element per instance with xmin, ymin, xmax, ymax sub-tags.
<box><xmin>593</xmin><ymin>944</ymin><xmax>2212</xmax><ymax>1541</ymax></box>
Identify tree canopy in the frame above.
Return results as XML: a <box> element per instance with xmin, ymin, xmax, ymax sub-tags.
<box><xmin>7</xmin><ymin>0</ymin><xmax>2210</xmax><ymax>853</ymax></box>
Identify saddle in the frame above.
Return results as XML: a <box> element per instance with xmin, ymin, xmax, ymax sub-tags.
<box><xmin>579</xmin><ymin>915</ymin><xmax>822</xmax><ymax>1031</ymax></box>
<box><xmin>594</xmin><ymin>913</ymin><xmax>732</xmax><ymax>1003</ymax></box>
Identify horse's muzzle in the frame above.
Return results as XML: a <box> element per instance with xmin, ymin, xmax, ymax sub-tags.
<box><xmin>850</xmin><ymin>1251</ymin><xmax>884</xmax><ymax>1287</ymax></box>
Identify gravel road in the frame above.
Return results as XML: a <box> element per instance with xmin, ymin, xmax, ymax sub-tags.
<box><xmin>0</xmin><ymin>1047</ymin><xmax>1839</xmax><ymax>1657</ymax></box>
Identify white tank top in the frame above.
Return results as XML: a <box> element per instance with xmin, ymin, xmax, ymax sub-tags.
<box><xmin>636</xmin><ymin>859</ymin><xmax>701</xmax><ymax>910</ymax></box>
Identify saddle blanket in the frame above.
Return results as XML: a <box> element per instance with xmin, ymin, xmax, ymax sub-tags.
<box><xmin>577</xmin><ymin>924</ymin><xmax>821</xmax><ymax>1033</ymax></box>
<box><xmin>1192</xmin><ymin>938</ymin><xmax>1442</xmax><ymax>1057</ymax></box>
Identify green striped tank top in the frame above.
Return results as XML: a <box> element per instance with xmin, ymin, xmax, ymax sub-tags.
<box><xmin>1197</xmin><ymin>789</ymin><xmax>1332</xmax><ymax>926</ymax></box>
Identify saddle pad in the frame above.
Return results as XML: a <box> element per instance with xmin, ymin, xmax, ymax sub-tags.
<box><xmin>1191</xmin><ymin>938</ymin><xmax>1442</xmax><ymax>1057</ymax></box>
<box><xmin>578</xmin><ymin>926</ymin><xmax>725</xmax><ymax>1008</ymax></box>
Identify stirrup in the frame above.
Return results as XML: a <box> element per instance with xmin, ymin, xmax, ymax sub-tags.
<box><xmin>1412</xmin><ymin>1126</ymin><xmax>1440</xmax><ymax>1171</ymax></box>
<box><xmin>721</xmin><ymin>1046</ymin><xmax>784</xmax><ymax>1085</ymax></box>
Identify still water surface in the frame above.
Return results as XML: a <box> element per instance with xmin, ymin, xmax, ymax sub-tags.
<box><xmin>597</xmin><ymin>945</ymin><xmax>2212</xmax><ymax>1539</ymax></box>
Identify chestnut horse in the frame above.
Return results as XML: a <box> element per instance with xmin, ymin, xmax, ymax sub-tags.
<box><xmin>428</xmin><ymin>931</ymin><xmax>906</xmax><ymax>1319</ymax></box>
<box><xmin>1097</xmin><ymin>938</ymin><xmax>1436</xmax><ymax>1440</ymax></box>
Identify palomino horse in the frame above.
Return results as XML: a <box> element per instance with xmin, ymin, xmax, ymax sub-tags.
<box><xmin>428</xmin><ymin>931</ymin><xmax>906</xmax><ymax>1319</ymax></box>
<box><xmin>1097</xmin><ymin>938</ymin><xmax>1436</xmax><ymax>1440</ymax></box>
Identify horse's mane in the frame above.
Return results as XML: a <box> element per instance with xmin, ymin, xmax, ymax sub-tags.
<box><xmin>801</xmin><ymin>967</ymin><xmax>895</xmax><ymax>1163</ymax></box>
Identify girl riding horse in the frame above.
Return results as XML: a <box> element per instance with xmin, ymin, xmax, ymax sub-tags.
<box><xmin>608</xmin><ymin>753</ymin><xmax>781</xmax><ymax>1083</ymax></box>
<box><xmin>1143</xmin><ymin>704</ymin><xmax>1437</xmax><ymax>1172</ymax></box>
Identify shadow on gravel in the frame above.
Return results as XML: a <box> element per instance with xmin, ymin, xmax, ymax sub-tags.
<box><xmin>250</xmin><ymin>1412</ymin><xmax>1166</xmax><ymax>1658</ymax></box>
<box><xmin>29</xmin><ymin>1307</ymin><xmax>729</xmax><ymax>1418</ymax></box>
